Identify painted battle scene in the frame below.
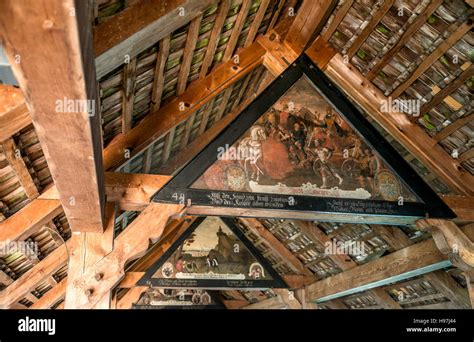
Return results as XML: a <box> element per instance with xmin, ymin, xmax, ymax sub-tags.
<box><xmin>151</xmin><ymin>217</ymin><xmax>272</xmax><ymax>281</ymax></box>
<box><xmin>135</xmin><ymin>288</ymin><xmax>219</xmax><ymax>308</ymax></box>
<box><xmin>192</xmin><ymin>77</ymin><xmax>418</xmax><ymax>202</ymax></box>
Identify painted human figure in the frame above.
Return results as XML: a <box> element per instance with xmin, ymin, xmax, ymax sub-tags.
<box><xmin>313</xmin><ymin>139</ymin><xmax>343</xmax><ymax>188</ymax></box>
<box><xmin>290</xmin><ymin>122</ymin><xmax>308</xmax><ymax>165</ymax></box>
<box><xmin>358</xmin><ymin>148</ymin><xmax>380</xmax><ymax>195</ymax></box>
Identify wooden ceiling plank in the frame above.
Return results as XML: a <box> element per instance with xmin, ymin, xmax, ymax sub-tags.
<box><xmin>199</xmin><ymin>0</ymin><xmax>232</xmax><ymax>79</ymax></box>
<box><xmin>346</xmin><ymin>0</ymin><xmax>395</xmax><ymax>59</ymax></box>
<box><xmin>94</xmin><ymin>0</ymin><xmax>216</xmax><ymax>78</ymax></box>
<box><xmin>367</xmin><ymin>0</ymin><xmax>445</xmax><ymax>81</ymax></box>
<box><xmin>161</xmin><ymin>127</ymin><xmax>176</xmax><ymax>165</ymax></box>
<box><xmin>324</xmin><ymin>53</ymin><xmax>474</xmax><ymax>195</ymax></box>
<box><xmin>391</xmin><ymin>20</ymin><xmax>473</xmax><ymax>98</ymax></box>
<box><xmin>176</xmin><ymin>15</ymin><xmax>203</xmax><ymax>95</ymax></box>
<box><xmin>0</xmin><ymin>0</ymin><xmax>106</xmax><ymax>232</ymax></box>
<box><xmin>0</xmin><ymin>271</ymin><xmax>14</xmax><ymax>287</ymax></box>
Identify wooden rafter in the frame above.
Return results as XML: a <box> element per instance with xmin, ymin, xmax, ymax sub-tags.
<box><xmin>176</xmin><ymin>16</ymin><xmax>203</xmax><ymax>95</ymax></box>
<box><xmin>122</xmin><ymin>57</ymin><xmax>138</xmax><ymax>133</ymax></box>
<box><xmin>30</xmin><ymin>277</ymin><xmax>67</xmax><ymax>309</ymax></box>
<box><xmin>222</xmin><ymin>0</ymin><xmax>251</xmax><ymax>62</ymax></box>
<box><xmin>244</xmin><ymin>0</ymin><xmax>271</xmax><ymax>47</ymax></box>
<box><xmin>0</xmin><ymin>0</ymin><xmax>106</xmax><ymax>232</ymax></box>
<box><xmin>284</xmin><ymin>0</ymin><xmax>335</xmax><ymax>54</ymax></box>
<box><xmin>199</xmin><ymin>0</ymin><xmax>231</xmax><ymax>79</ymax></box>
<box><xmin>432</xmin><ymin>112</ymin><xmax>474</xmax><ymax>144</ymax></box>
<box><xmin>151</xmin><ymin>35</ymin><xmax>171</xmax><ymax>111</ymax></box>
<box><xmin>323</xmin><ymin>52</ymin><xmax>474</xmax><ymax>195</ymax></box>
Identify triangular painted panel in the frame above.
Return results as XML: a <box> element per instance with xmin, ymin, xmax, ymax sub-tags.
<box><xmin>133</xmin><ymin>288</ymin><xmax>224</xmax><ymax>309</ymax></box>
<box><xmin>137</xmin><ymin>217</ymin><xmax>286</xmax><ymax>289</ymax></box>
<box><xmin>153</xmin><ymin>55</ymin><xmax>455</xmax><ymax>222</ymax></box>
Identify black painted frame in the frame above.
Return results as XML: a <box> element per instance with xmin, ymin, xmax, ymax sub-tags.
<box><xmin>137</xmin><ymin>217</ymin><xmax>287</xmax><ymax>289</ymax></box>
<box><xmin>152</xmin><ymin>54</ymin><xmax>455</xmax><ymax>221</ymax></box>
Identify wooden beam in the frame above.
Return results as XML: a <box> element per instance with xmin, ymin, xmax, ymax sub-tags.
<box><xmin>432</xmin><ymin>113</ymin><xmax>474</xmax><ymax>144</ymax></box>
<box><xmin>239</xmin><ymin>218</ymin><xmax>314</xmax><ymax>278</ymax></box>
<box><xmin>1</xmin><ymin>138</ymin><xmax>39</xmax><ymax>199</ymax></box>
<box><xmin>104</xmin><ymin>172</ymin><xmax>171</xmax><ymax>211</ymax></box>
<box><xmin>273</xmin><ymin>289</ymin><xmax>303</xmax><ymax>309</ymax></box>
<box><xmin>391</xmin><ymin>20</ymin><xmax>473</xmax><ymax>98</ymax></box>
<box><xmin>104</xmin><ymin>41</ymin><xmax>265</xmax><ymax>170</ymax></box>
<box><xmin>63</xmin><ymin>203</ymin><xmax>182</xmax><ymax>308</ymax></box>
<box><xmin>0</xmin><ymin>241</ymin><xmax>70</xmax><ymax>308</ymax></box>
<box><xmin>324</xmin><ymin>53</ymin><xmax>474</xmax><ymax>195</ymax></box>
<box><xmin>321</xmin><ymin>0</ymin><xmax>353</xmax><ymax>41</ymax></box>
<box><xmin>199</xmin><ymin>0</ymin><xmax>231</xmax><ymax>79</ymax></box>
<box><xmin>30</xmin><ymin>277</ymin><xmax>67</xmax><ymax>309</ymax></box>
<box><xmin>306</xmin><ymin>239</ymin><xmax>449</xmax><ymax>303</ymax></box>
<box><xmin>0</xmin><ymin>0</ymin><xmax>106</xmax><ymax>232</ymax></box>
<box><xmin>0</xmin><ymin>85</ymin><xmax>31</xmax><ymax>142</ymax></box>
<box><xmin>116</xmin><ymin>286</ymin><xmax>148</xmax><ymax>309</ymax></box>
<box><xmin>370</xmin><ymin>287</ymin><xmax>402</xmax><ymax>309</ymax></box>
<box><xmin>94</xmin><ymin>0</ymin><xmax>216</xmax><ymax>78</ymax></box>
<box><xmin>417</xmin><ymin>219</ymin><xmax>474</xmax><ymax>270</ymax></box>
<box><xmin>367</xmin><ymin>0</ymin><xmax>444</xmax><ymax>80</ymax></box>
<box><xmin>65</xmin><ymin>204</ymin><xmax>116</xmax><ymax>309</ymax></box>
<box><xmin>258</xmin><ymin>32</ymin><xmax>299</xmax><ymax>76</ymax></box>
<box><xmin>346</xmin><ymin>0</ymin><xmax>395</xmax><ymax>59</ymax></box>
<box><xmin>176</xmin><ymin>16</ymin><xmax>203</xmax><ymax>95</ymax></box>
<box><xmin>284</xmin><ymin>0</ymin><xmax>334</xmax><ymax>54</ymax></box>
